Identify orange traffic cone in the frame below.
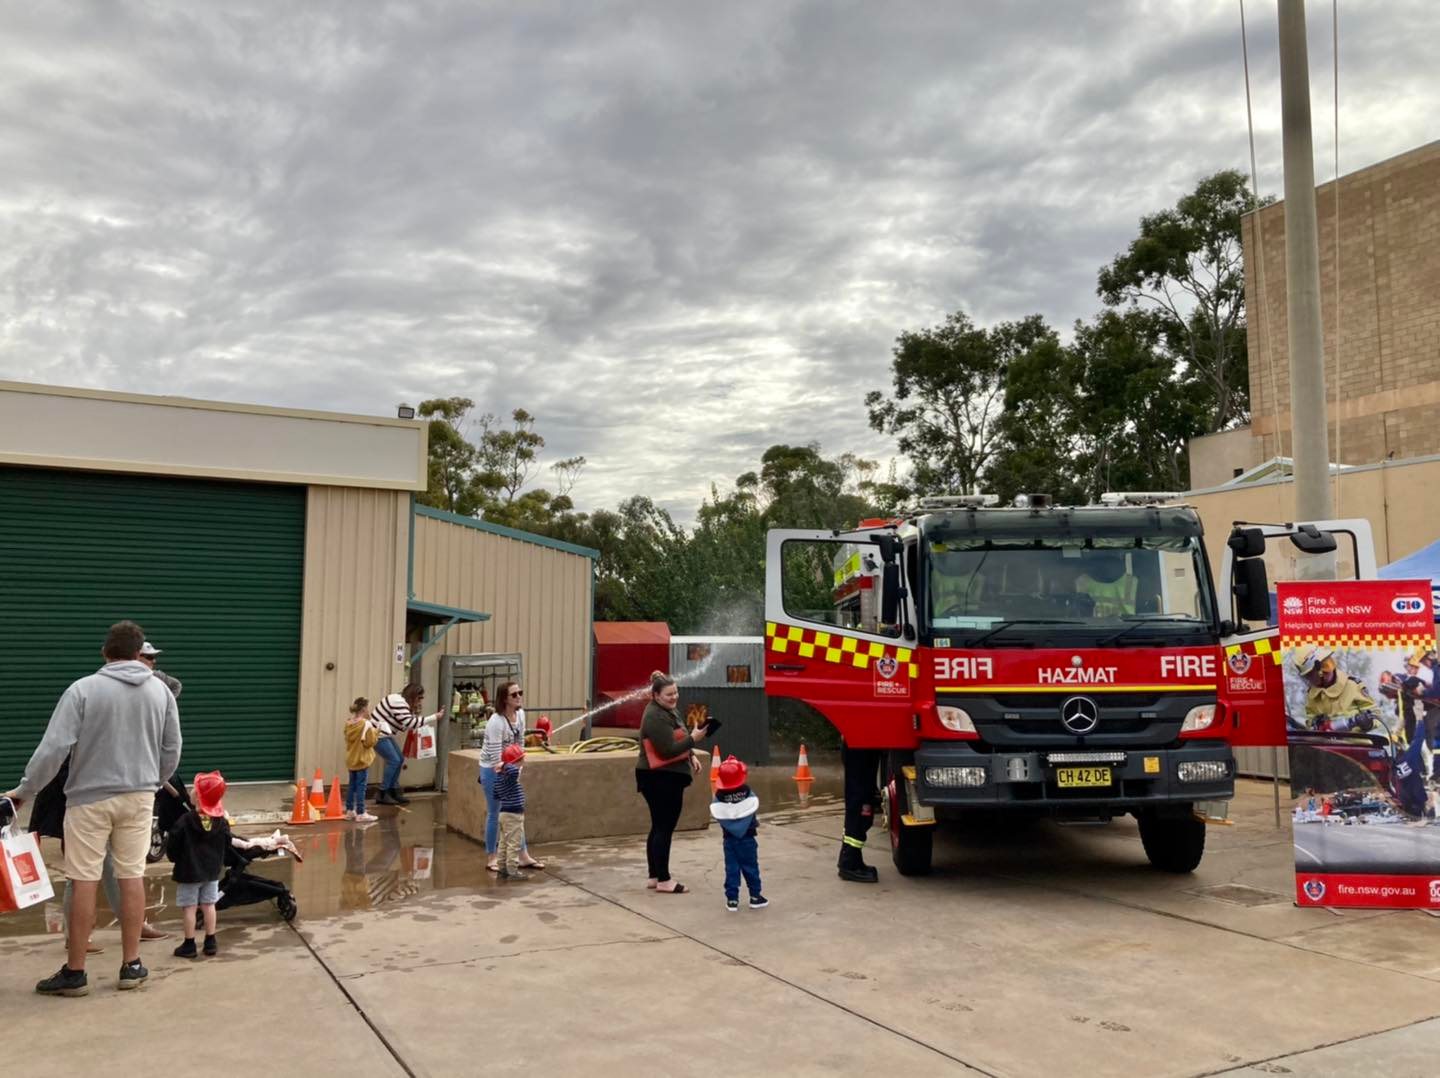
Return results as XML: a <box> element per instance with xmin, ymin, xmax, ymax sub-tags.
<box><xmin>309</xmin><ymin>768</ymin><xmax>326</xmax><ymax>809</ymax></box>
<box><xmin>793</xmin><ymin>743</ymin><xmax>814</xmax><ymax>786</ymax></box>
<box><xmin>288</xmin><ymin>780</ymin><xmax>315</xmax><ymax>825</ymax></box>
<box><xmin>323</xmin><ymin>776</ymin><xmax>345</xmax><ymax>820</ymax></box>
<box><xmin>709</xmin><ymin>745</ymin><xmax>723</xmax><ymax>789</ymax></box>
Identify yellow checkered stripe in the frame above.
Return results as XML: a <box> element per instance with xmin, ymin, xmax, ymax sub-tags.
<box><xmin>765</xmin><ymin>621</ymin><xmax>918</xmax><ymax>678</ymax></box>
<box><xmin>1277</xmin><ymin>633</ymin><xmax>1437</xmax><ymax>650</ymax></box>
<box><xmin>1225</xmin><ymin>636</ymin><xmax>1284</xmax><ymax>666</ymax></box>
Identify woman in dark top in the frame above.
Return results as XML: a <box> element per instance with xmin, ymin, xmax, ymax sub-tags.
<box><xmin>634</xmin><ymin>671</ymin><xmax>714</xmax><ymax>893</ymax></box>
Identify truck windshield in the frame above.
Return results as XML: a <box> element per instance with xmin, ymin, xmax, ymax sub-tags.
<box><xmin>923</xmin><ymin>534</ymin><xmax>1215</xmax><ymax>644</ymax></box>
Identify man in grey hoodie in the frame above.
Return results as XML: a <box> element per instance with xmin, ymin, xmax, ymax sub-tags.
<box><xmin>4</xmin><ymin>620</ymin><xmax>181</xmax><ymax>997</ymax></box>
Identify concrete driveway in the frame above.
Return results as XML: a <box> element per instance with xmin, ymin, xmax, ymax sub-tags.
<box><xmin>2</xmin><ymin>779</ymin><xmax>1435</xmax><ymax>1076</ymax></box>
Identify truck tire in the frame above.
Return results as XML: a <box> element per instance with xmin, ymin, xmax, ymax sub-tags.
<box><xmin>1138</xmin><ymin>812</ymin><xmax>1205</xmax><ymax>873</ymax></box>
<box><xmin>886</xmin><ymin>756</ymin><xmax>933</xmax><ymax>877</ymax></box>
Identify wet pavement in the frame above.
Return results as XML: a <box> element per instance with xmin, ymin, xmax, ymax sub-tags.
<box><xmin>1</xmin><ymin>763</ymin><xmax>843</xmax><ymax>939</ymax></box>
<box><xmin>5</xmin><ymin>776</ymin><xmax>1436</xmax><ymax>1077</ymax></box>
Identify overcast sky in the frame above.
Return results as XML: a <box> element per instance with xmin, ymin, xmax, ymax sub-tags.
<box><xmin>2</xmin><ymin>1</ymin><xmax>1434</xmax><ymax>522</ymax></box>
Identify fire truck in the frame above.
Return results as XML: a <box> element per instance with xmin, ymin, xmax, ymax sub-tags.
<box><xmin>765</xmin><ymin>494</ymin><xmax>1377</xmax><ymax>876</ymax></box>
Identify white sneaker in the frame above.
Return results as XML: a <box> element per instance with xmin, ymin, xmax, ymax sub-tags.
<box><xmin>343</xmin><ymin>810</ymin><xmax>356</xmax><ymax>820</ymax></box>
<box><xmin>354</xmin><ymin>812</ymin><xmax>378</xmax><ymax>823</ymax></box>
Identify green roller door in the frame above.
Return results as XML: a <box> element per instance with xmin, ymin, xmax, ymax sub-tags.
<box><xmin>0</xmin><ymin>467</ymin><xmax>305</xmax><ymax>784</ymax></box>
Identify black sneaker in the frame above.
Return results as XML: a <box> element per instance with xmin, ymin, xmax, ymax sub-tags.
<box><xmin>726</xmin><ymin>899</ymin><xmax>739</xmax><ymax>912</ymax></box>
<box><xmin>202</xmin><ymin>934</ymin><xmax>217</xmax><ymax>957</ymax></box>
<box><xmin>749</xmin><ymin>895</ymin><xmax>769</xmax><ymax>909</ymax></box>
<box><xmin>35</xmin><ymin>966</ymin><xmax>89</xmax><ymax>997</ymax></box>
<box><xmin>173</xmin><ymin>939</ymin><xmax>197</xmax><ymax>959</ymax></box>
<box><xmin>118</xmin><ymin>959</ymin><xmax>148</xmax><ymax>990</ymax></box>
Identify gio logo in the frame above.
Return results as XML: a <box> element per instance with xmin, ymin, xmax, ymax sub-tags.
<box><xmin>1392</xmin><ymin>596</ymin><xmax>1427</xmax><ymax>614</ymax></box>
<box><xmin>1429</xmin><ymin>879</ymin><xmax>1440</xmax><ymax>904</ymax></box>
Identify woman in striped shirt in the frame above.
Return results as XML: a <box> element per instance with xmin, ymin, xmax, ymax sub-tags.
<box><xmin>371</xmin><ymin>683</ymin><xmax>446</xmax><ymax>806</ymax></box>
<box><xmin>480</xmin><ymin>681</ymin><xmax>545</xmax><ymax>871</ymax></box>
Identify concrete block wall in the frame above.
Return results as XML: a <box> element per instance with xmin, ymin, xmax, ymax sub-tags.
<box><xmin>1242</xmin><ymin>140</ymin><xmax>1440</xmax><ymax>466</ymax></box>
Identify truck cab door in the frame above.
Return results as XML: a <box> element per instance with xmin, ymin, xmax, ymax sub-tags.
<box><xmin>1218</xmin><ymin>519</ymin><xmax>1377</xmax><ymax>747</ymax></box>
<box><xmin>764</xmin><ymin>529</ymin><xmax>919</xmax><ymax>750</ymax></box>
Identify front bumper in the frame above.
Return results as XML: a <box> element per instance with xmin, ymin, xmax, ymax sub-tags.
<box><xmin>913</xmin><ymin>739</ymin><xmax>1234</xmax><ymax>810</ymax></box>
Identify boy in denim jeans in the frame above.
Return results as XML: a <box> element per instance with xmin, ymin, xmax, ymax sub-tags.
<box><xmin>709</xmin><ymin>756</ymin><xmax>767</xmax><ymax>911</ymax></box>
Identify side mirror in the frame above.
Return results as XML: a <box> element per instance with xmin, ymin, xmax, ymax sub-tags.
<box><xmin>1289</xmin><ymin>525</ymin><xmax>1338</xmax><ymax>555</ymax></box>
<box><xmin>881</xmin><ymin>562</ymin><xmax>901</xmax><ymax>624</ymax></box>
<box><xmin>869</xmin><ymin>534</ymin><xmax>900</xmax><ymax>564</ymax></box>
<box><xmin>1227</xmin><ymin>526</ymin><xmax>1265</xmax><ymax>558</ymax></box>
<box><xmin>1233</xmin><ymin>559</ymin><xmax>1271</xmax><ymax>623</ymax></box>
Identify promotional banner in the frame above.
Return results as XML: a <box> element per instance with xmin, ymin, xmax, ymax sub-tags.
<box><xmin>1279</xmin><ymin>579</ymin><xmax>1440</xmax><ymax>909</ymax></box>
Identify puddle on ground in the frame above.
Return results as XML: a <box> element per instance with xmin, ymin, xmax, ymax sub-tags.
<box><xmin>0</xmin><ymin>764</ymin><xmax>840</xmax><ymax>940</ymax></box>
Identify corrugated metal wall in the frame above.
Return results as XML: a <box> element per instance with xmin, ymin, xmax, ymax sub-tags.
<box><xmin>295</xmin><ymin>487</ymin><xmax>410</xmax><ymax>779</ymax></box>
<box><xmin>411</xmin><ymin>513</ymin><xmax>593</xmax><ymax>735</ymax></box>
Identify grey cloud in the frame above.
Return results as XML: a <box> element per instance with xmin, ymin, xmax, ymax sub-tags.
<box><xmin>0</xmin><ymin>0</ymin><xmax>1433</xmax><ymax>521</ymax></box>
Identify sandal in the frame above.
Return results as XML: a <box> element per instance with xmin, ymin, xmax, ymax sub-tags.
<box><xmin>655</xmin><ymin>882</ymin><xmax>687</xmax><ymax>894</ymax></box>
<box><xmin>487</xmin><ymin>862</ymin><xmax>499</xmax><ymax>872</ymax></box>
<box><xmin>518</xmin><ymin>859</ymin><xmax>546</xmax><ymax>870</ymax></box>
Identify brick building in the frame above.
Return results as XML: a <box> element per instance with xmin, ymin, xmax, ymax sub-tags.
<box><xmin>1192</xmin><ymin>140</ymin><xmax>1440</xmax><ymax>483</ymax></box>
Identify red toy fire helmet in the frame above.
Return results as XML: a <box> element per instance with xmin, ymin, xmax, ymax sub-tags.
<box><xmin>193</xmin><ymin>771</ymin><xmax>228</xmax><ymax>818</ymax></box>
<box><xmin>716</xmin><ymin>756</ymin><xmax>747</xmax><ymax>791</ymax></box>
<box><xmin>501</xmin><ymin>743</ymin><xmax>526</xmax><ymax>766</ymax></box>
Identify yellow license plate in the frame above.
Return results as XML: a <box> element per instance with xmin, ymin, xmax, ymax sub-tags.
<box><xmin>1056</xmin><ymin>767</ymin><xmax>1112</xmax><ymax>788</ymax></box>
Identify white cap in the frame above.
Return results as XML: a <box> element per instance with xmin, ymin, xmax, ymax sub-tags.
<box><xmin>139</xmin><ymin>641</ymin><xmax>163</xmax><ymax>657</ymax></box>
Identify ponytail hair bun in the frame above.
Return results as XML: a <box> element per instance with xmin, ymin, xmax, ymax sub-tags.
<box><xmin>650</xmin><ymin>670</ymin><xmax>676</xmax><ymax>695</ymax></box>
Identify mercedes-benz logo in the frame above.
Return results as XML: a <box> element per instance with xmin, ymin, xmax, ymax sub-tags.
<box><xmin>1060</xmin><ymin>696</ymin><xmax>1100</xmax><ymax>735</ymax></box>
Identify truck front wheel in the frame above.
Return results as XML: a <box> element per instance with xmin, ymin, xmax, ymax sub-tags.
<box><xmin>886</xmin><ymin>765</ymin><xmax>934</xmax><ymax>877</ymax></box>
<box><xmin>1138</xmin><ymin>811</ymin><xmax>1205</xmax><ymax>873</ymax></box>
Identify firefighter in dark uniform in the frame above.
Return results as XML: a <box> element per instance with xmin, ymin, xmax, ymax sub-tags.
<box><xmin>838</xmin><ymin>744</ymin><xmax>883</xmax><ymax>882</ymax></box>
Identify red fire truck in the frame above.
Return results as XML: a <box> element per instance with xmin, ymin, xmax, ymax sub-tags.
<box><xmin>765</xmin><ymin>494</ymin><xmax>1376</xmax><ymax>876</ymax></box>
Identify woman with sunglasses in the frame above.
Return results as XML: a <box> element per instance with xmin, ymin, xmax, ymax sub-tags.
<box><xmin>480</xmin><ymin>681</ymin><xmax>545</xmax><ymax>872</ymax></box>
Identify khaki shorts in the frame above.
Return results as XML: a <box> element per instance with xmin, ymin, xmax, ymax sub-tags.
<box><xmin>64</xmin><ymin>791</ymin><xmax>155</xmax><ymax>881</ymax></box>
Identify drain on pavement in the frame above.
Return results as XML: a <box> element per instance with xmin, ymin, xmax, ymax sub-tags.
<box><xmin>1187</xmin><ymin>883</ymin><xmax>1288</xmax><ymax>907</ymax></box>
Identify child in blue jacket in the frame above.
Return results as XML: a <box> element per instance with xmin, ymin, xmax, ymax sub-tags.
<box><xmin>709</xmin><ymin>756</ymin><xmax>767</xmax><ymax>911</ymax></box>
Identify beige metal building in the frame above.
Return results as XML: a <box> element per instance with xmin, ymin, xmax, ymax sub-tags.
<box><xmin>0</xmin><ymin>380</ymin><xmax>594</xmax><ymax>790</ymax></box>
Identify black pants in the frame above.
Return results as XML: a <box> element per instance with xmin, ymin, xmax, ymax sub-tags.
<box><xmin>842</xmin><ymin>745</ymin><xmax>883</xmax><ymax>845</ymax></box>
<box><xmin>637</xmin><ymin>770</ymin><xmax>689</xmax><ymax>882</ymax></box>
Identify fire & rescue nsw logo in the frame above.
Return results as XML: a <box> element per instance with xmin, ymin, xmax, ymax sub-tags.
<box><xmin>873</xmin><ymin>656</ymin><xmax>908</xmax><ymax>698</ymax></box>
<box><xmin>1227</xmin><ymin>650</ymin><xmax>1252</xmax><ymax>674</ymax></box>
<box><xmin>1282</xmin><ymin>595</ymin><xmax>1304</xmax><ymax>615</ymax></box>
<box><xmin>1302</xmin><ymin>878</ymin><xmax>1326</xmax><ymax>903</ymax></box>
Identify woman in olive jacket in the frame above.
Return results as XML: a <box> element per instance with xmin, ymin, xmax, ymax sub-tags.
<box><xmin>634</xmin><ymin>671</ymin><xmax>715</xmax><ymax>893</ymax></box>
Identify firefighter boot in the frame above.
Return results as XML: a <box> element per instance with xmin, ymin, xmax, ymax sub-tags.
<box><xmin>837</xmin><ymin>839</ymin><xmax>878</xmax><ymax>883</ymax></box>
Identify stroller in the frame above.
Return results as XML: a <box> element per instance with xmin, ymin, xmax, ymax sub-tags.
<box><xmin>148</xmin><ymin>774</ymin><xmax>191</xmax><ymax>864</ymax></box>
<box><xmin>215</xmin><ymin>841</ymin><xmax>299</xmax><ymax>923</ymax></box>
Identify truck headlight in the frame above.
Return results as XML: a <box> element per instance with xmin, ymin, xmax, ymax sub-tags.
<box><xmin>925</xmin><ymin>766</ymin><xmax>987</xmax><ymax>788</ymax></box>
<box><xmin>937</xmin><ymin>706</ymin><xmax>976</xmax><ymax>734</ymax></box>
<box><xmin>1178</xmin><ymin>761</ymin><xmax>1229</xmax><ymax>783</ymax></box>
<box><xmin>1181</xmin><ymin>705</ymin><xmax>1216</xmax><ymax>733</ymax></box>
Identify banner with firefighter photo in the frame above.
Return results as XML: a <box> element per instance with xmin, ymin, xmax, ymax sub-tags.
<box><xmin>1279</xmin><ymin>579</ymin><xmax>1440</xmax><ymax>909</ymax></box>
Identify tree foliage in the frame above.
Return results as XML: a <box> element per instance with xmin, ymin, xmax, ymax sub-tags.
<box><xmin>866</xmin><ymin>312</ymin><xmax>1054</xmax><ymax>496</ymax></box>
<box><xmin>1097</xmin><ymin>169</ymin><xmax>1264</xmax><ymax>431</ymax></box>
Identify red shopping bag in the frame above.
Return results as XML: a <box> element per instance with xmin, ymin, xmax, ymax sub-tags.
<box><xmin>1</xmin><ymin>826</ymin><xmax>56</xmax><ymax>913</ymax></box>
